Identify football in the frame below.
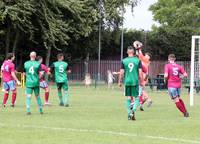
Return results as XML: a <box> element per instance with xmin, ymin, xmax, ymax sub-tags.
<box><xmin>133</xmin><ymin>40</ymin><xmax>143</xmax><ymax>49</ymax></box>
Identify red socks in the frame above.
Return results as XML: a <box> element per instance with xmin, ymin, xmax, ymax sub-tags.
<box><xmin>11</xmin><ymin>93</ymin><xmax>17</xmax><ymax>105</ymax></box>
<box><xmin>179</xmin><ymin>98</ymin><xmax>187</xmax><ymax>112</ymax></box>
<box><xmin>3</xmin><ymin>92</ymin><xmax>17</xmax><ymax>106</ymax></box>
<box><xmin>3</xmin><ymin>93</ymin><xmax>9</xmax><ymax>106</ymax></box>
<box><xmin>139</xmin><ymin>96</ymin><xmax>143</xmax><ymax>104</ymax></box>
<box><xmin>140</xmin><ymin>95</ymin><xmax>147</xmax><ymax>105</ymax></box>
<box><xmin>45</xmin><ymin>92</ymin><xmax>49</xmax><ymax>103</ymax></box>
<box><xmin>175</xmin><ymin>99</ymin><xmax>186</xmax><ymax>114</ymax></box>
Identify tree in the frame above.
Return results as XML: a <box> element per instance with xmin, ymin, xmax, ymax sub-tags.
<box><xmin>0</xmin><ymin>0</ymin><xmax>99</xmax><ymax>66</ymax></box>
<box><xmin>32</xmin><ymin>0</ymin><xmax>99</xmax><ymax>66</ymax></box>
<box><xmin>0</xmin><ymin>0</ymin><xmax>141</xmax><ymax>67</ymax></box>
<box><xmin>150</xmin><ymin>0</ymin><xmax>200</xmax><ymax>31</ymax></box>
<box><xmin>0</xmin><ymin>0</ymin><xmax>36</xmax><ymax>55</ymax></box>
<box><xmin>67</xmin><ymin>0</ymin><xmax>141</xmax><ymax>61</ymax></box>
<box><xmin>149</xmin><ymin>0</ymin><xmax>200</xmax><ymax>60</ymax></box>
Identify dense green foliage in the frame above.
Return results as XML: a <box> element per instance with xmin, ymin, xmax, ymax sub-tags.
<box><xmin>0</xmin><ymin>0</ymin><xmax>199</xmax><ymax>66</ymax></box>
<box><xmin>148</xmin><ymin>0</ymin><xmax>200</xmax><ymax>60</ymax></box>
<box><xmin>0</xmin><ymin>0</ymin><xmax>99</xmax><ymax>67</ymax></box>
<box><xmin>0</xmin><ymin>0</ymin><xmax>140</xmax><ymax>68</ymax></box>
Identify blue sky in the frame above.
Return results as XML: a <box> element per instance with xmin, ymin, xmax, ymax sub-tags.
<box><xmin>124</xmin><ymin>0</ymin><xmax>158</xmax><ymax>30</ymax></box>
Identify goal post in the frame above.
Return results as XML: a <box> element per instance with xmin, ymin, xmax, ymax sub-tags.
<box><xmin>190</xmin><ymin>36</ymin><xmax>200</xmax><ymax>106</ymax></box>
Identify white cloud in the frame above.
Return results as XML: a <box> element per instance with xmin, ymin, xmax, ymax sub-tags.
<box><xmin>124</xmin><ymin>0</ymin><xmax>158</xmax><ymax>30</ymax></box>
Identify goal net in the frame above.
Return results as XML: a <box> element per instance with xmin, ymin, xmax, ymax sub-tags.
<box><xmin>190</xmin><ymin>36</ymin><xmax>200</xmax><ymax>106</ymax></box>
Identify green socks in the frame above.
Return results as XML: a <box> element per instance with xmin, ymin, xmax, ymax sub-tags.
<box><xmin>26</xmin><ymin>96</ymin><xmax>31</xmax><ymax>113</ymax></box>
<box><xmin>36</xmin><ymin>96</ymin><xmax>43</xmax><ymax>113</ymax></box>
<box><xmin>63</xmin><ymin>91</ymin><xmax>69</xmax><ymax>106</ymax></box>
<box><xmin>58</xmin><ymin>90</ymin><xmax>63</xmax><ymax>104</ymax></box>
<box><xmin>133</xmin><ymin>97</ymin><xmax>140</xmax><ymax>112</ymax></box>
<box><xmin>58</xmin><ymin>90</ymin><xmax>69</xmax><ymax>106</ymax></box>
<box><xmin>26</xmin><ymin>95</ymin><xmax>43</xmax><ymax>114</ymax></box>
<box><xmin>126</xmin><ymin>99</ymin><xmax>131</xmax><ymax>115</ymax></box>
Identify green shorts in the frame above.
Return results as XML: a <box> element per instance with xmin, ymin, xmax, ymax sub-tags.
<box><xmin>26</xmin><ymin>86</ymin><xmax>40</xmax><ymax>95</ymax></box>
<box><xmin>56</xmin><ymin>82</ymin><xmax>68</xmax><ymax>91</ymax></box>
<box><xmin>124</xmin><ymin>85</ymin><xmax>139</xmax><ymax>97</ymax></box>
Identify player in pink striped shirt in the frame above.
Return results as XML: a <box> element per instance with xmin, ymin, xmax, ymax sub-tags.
<box><xmin>36</xmin><ymin>56</ymin><xmax>51</xmax><ymax>105</ymax></box>
<box><xmin>1</xmin><ymin>53</ymin><xmax>21</xmax><ymax>107</ymax></box>
<box><xmin>164</xmin><ymin>54</ymin><xmax>189</xmax><ymax>117</ymax></box>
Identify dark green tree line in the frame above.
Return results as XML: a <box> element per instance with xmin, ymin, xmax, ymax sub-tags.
<box><xmin>0</xmin><ymin>0</ymin><xmax>140</xmax><ymax>69</ymax></box>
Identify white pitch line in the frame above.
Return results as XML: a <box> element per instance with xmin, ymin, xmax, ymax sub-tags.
<box><xmin>0</xmin><ymin>123</ymin><xmax>200</xmax><ymax>144</ymax></box>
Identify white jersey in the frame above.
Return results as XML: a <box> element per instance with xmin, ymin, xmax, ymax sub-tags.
<box><xmin>108</xmin><ymin>73</ymin><xmax>114</xmax><ymax>84</ymax></box>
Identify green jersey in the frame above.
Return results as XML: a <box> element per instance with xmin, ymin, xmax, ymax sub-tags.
<box><xmin>24</xmin><ymin>60</ymin><xmax>41</xmax><ymax>87</ymax></box>
<box><xmin>121</xmin><ymin>56</ymin><xmax>141</xmax><ymax>86</ymax></box>
<box><xmin>52</xmin><ymin>61</ymin><xmax>68</xmax><ymax>83</ymax></box>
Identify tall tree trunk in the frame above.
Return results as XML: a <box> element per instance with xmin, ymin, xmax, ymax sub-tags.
<box><xmin>18</xmin><ymin>49</ymin><xmax>23</xmax><ymax>71</ymax></box>
<box><xmin>45</xmin><ymin>46</ymin><xmax>51</xmax><ymax>67</ymax></box>
<box><xmin>5</xmin><ymin>27</ymin><xmax>11</xmax><ymax>56</ymax></box>
<box><xmin>45</xmin><ymin>46</ymin><xmax>51</xmax><ymax>81</ymax></box>
<box><xmin>12</xmin><ymin>30</ymin><xmax>20</xmax><ymax>53</ymax></box>
<box><xmin>84</xmin><ymin>53</ymin><xmax>89</xmax><ymax>75</ymax></box>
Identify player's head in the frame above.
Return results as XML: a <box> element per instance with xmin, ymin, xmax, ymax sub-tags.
<box><xmin>30</xmin><ymin>51</ymin><xmax>37</xmax><ymax>60</ymax></box>
<box><xmin>145</xmin><ymin>52</ymin><xmax>152</xmax><ymax>61</ymax></box>
<box><xmin>57</xmin><ymin>53</ymin><xmax>64</xmax><ymax>61</ymax></box>
<box><xmin>127</xmin><ymin>46</ymin><xmax>135</xmax><ymax>56</ymax></box>
<box><xmin>6</xmin><ymin>53</ymin><xmax>15</xmax><ymax>61</ymax></box>
<box><xmin>36</xmin><ymin>56</ymin><xmax>43</xmax><ymax>63</ymax></box>
<box><xmin>168</xmin><ymin>54</ymin><xmax>176</xmax><ymax>63</ymax></box>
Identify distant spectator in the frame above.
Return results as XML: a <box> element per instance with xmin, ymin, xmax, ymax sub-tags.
<box><xmin>107</xmin><ymin>70</ymin><xmax>115</xmax><ymax>89</ymax></box>
<box><xmin>85</xmin><ymin>73</ymin><xmax>92</xmax><ymax>87</ymax></box>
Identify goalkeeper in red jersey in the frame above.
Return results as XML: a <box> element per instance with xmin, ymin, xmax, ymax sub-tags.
<box><xmin>132</xmin><ymin>41</ymin><xmax>153</xmax><ymax>110</ymax></box>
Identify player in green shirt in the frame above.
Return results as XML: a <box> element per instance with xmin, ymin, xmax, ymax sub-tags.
<box><xmin>51</xmin><ymin>53</ymin><xmax>70</xmax><ymax>107</ymax></box>
<box><xmin>118</xmin><ymin>46</ymin><xmax>143</xmax><ymax>121</ymax></box>
<box><xmin>24</xmin><ymin>52</ymin><xmax>43</xmax><ymax>115</ymax></box>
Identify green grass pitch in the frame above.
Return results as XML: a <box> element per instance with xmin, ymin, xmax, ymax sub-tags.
<box><xmin>0</xmin><ymin>85</ymin><xmax>200</xmax><ymax>144</ymax></box>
